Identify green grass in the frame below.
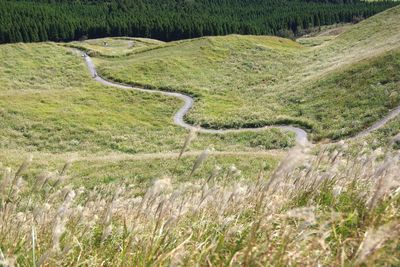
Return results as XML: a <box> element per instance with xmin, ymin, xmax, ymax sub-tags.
<box><xmin>0</xmin><ymin>42</ymin><xmax>294</xmax><ymax>155</ymax></box>
<box><xmin>361</xmin><ymin>116</ymin><xmax>400</xmax><ymax>149</ymax></box>
<box><xmin>69</xmin><ymin>154</ymin><xmax>280</xmax><ymax>190</ymax></box>
<box><xmin>0</xmin><ymin>41</ymin><xmax>293</xmax><ymax>188</ymax></box>
<box><xmin>296</xmin><ymin>49</ymin><xmax>400</xmax><ymax>140</ymax></box>
<box><xmin>0</xmin><ymin>6</ymin><xmax>399</xmax><ymax>266</ymax></box>
<box><xmin>0</xmin><ymin>149</ymin><xmax>283</xmax><ymax>192</ymax></box>
<box><xmin>94</xmin><ymin>6</ymin><xmax>400</xmax><ymax>141</ymax></box>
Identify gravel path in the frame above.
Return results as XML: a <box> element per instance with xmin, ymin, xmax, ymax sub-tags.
<box><xmin>83</xmin><ymin>53</ymin><xmax>309</xmax><ymax>147</ymax></box>
<box><xmin>356</xmin><ymin>106</ymin><xmax>400</xmax><ymax>138</ymax></box>
<box><xmin>81</xmin><ymin>51</ymin><xmax>400</xmax><ymax>149</ymax></box>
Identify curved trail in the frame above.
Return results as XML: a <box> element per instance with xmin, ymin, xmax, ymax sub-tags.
<box><xmin>83</xmin><ymin>53</ymin><xmax>309</xmax><ymax>146</ymax></box>
<box><xmin>81</xmin><ymin>52</ymin><xmax>400</xmax><ymax>149</ymax></box>
<box><xmin>356</xmin><ymin>106</ymin><xmax>400</xmax><ymax>138</ymax></box>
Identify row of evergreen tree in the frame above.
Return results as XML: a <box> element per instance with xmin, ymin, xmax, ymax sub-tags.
<box><xmin>0</xmin><ymin>0</ymin><xmax>398</xmax><ymax>44</ymax></box>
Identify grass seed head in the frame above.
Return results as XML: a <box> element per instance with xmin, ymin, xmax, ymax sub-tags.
<box><xmin>14</xmin><ymin>155</ymin><xmax>33</xmax><ymax>179</ymax></box>
<box><xmin>189</xmin><ymin>147</ymin><xmax>213</xmax><ymax>177</ymax></box>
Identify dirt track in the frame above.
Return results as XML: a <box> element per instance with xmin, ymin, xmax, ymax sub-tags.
<box><xmin>83</xmin><ymin>53</ymin><xmax>310</xmax><ymax>147</ymax></box>
<box><xmin>81</xmin><ymin>51</ymin><xmax>400</xmax><ymax>155</ymax></box>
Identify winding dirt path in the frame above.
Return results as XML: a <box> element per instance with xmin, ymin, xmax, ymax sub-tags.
<box><xmin>83</xmin><ymin>53</ymin><xmax>309</xmax><ymax>147</ymax></box>
<box><xmin>81</xmin><ymin>52</ymin><xmax>400</xmax><ymax>150</ymax></box>
<box><xmin>356</xmin><ymin>106</ymin><xmax>400</xmax><ymax>138</ymax></box>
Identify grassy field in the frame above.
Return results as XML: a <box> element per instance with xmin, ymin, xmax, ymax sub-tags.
<box><xmin>0</xmin><ymin>41</ymin><xmax>294</xmax><ymax>194</ymax></box>
<box><xmin>0</xmin><ymin>42</ymin><xmax>294</xmax><ymax>155</ymax></box>
<box><xmin>94</xmin><ymin>6</ymin><xmax>400</xmax><ymax>141</ymax></box>
<box><xmin>0</xmin><ymin>5</ymin><xmax>399</xmax><ymax>266</ymax></box>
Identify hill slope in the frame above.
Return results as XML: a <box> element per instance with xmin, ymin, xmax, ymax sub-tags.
<box><xmin>0</xmin><ymin>43</ymin><xmax>295</xmax><ymax>155</ymax></box>
<box><xmin>0</xmin><ymin>5</ymin><xmax>399</xmax><ymax>267</ymax></box>
<box><xmin>95</xmin><ymin>6</ymin><xmax>400</xmax><ymax>141</ymax></box>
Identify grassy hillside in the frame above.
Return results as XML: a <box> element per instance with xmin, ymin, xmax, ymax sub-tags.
<box><xmin>364</xmin><ymin>116</ymin><xmax>400</xmax><ymax>149</ymax></box>
<box><xmin>0</xmin><ymin>42</ymin><xmax>293</xmax><ymax>154</ymax></box>
<box><xmin>0</xmin><ymin>41</ymin><xmax>295</xmax><ymax>196</ymax></box>
<box><xmin>0</xmin><ymin>5</ymin><xmax>399</xmax><ymax>266</ymax></box>
<box><xmin>293</xmin><ymin>49</ymin><xmax>400</xmax><ymax>139</ymax></box>
<box><xmin>95</xmin><ymin>6</ymin><xmax>400</xmax><ymax>141</ymax></box>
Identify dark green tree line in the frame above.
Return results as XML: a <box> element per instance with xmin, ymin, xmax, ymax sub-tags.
<box><xmin>0</xmin><ymin>0</ymin><xmax>398</xmax><ymax>43</ymax></box>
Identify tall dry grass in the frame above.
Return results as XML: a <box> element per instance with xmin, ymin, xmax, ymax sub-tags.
<box><xmin>0</xmin><ymin>143</ymin><xmax>399</xmax><ymax>266</ymax></box>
